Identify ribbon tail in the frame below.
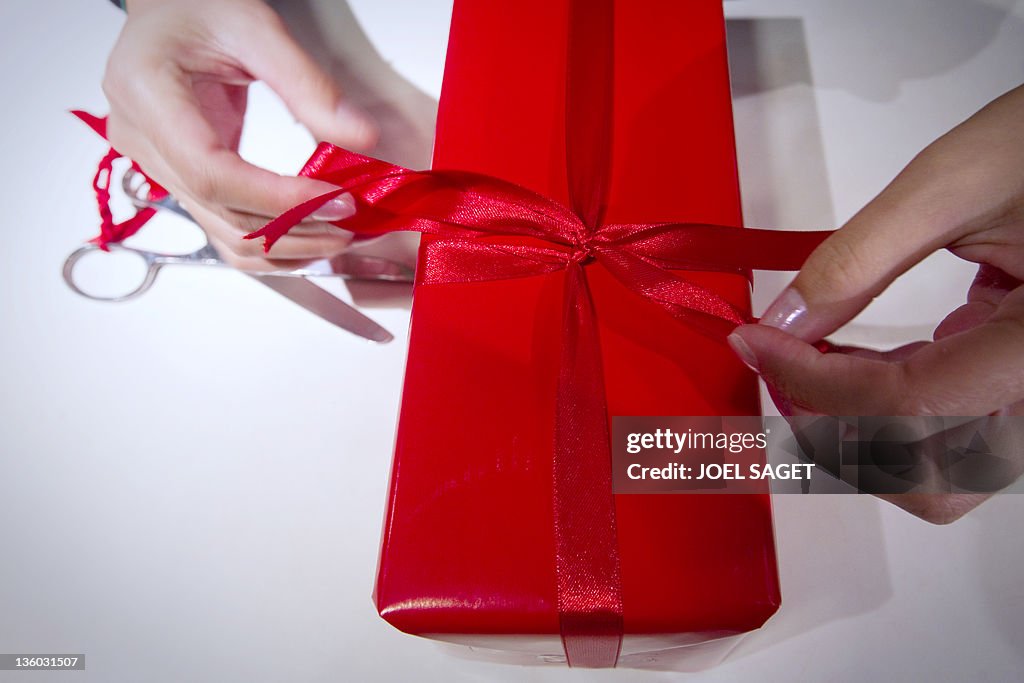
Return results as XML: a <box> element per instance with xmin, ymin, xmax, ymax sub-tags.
<box><xmin>245</xmin><ymin>189</ymin><xmax>348</xmax><ymax>252</ymax></box>
<box><xmin>552</xmin><ymin>263</ymin><xmax>624</xmax><ymax>668</ymax></box>
<box><xmin>611</xmin><ymin>222</ymin><xmax>832</xmax><ymax>275</ymax></box>
<box><xmin>71</xmin><ymin>109</ymin><xmax>108</xmax><ymax>139</ymax></box>
<box><xmin>598</xmin><ymin>247</ymin><xmax>748</xmax><ymax>339</ymax></box>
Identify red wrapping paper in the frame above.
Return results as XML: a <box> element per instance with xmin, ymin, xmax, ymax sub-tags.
<box><xmin>372</xmin><ymin>0</ymin><xmax>781</xmax><ymax>666</ymax></box>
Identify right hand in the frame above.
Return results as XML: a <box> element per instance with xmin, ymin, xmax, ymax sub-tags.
<box><xmin>104</xmin><ymin>0</ymin><xmax>378</xmax><ymax>269</ymax></box>
<box><xmin>727</xmin><ymin>84</ymin><xmax>1024</xmax><ymax>523</ymax></box>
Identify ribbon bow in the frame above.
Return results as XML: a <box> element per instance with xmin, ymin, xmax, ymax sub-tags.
<box><xmin>248</xmin><ymin>144</ymin><xmax>829</xmax><ymax>340</ymax></box>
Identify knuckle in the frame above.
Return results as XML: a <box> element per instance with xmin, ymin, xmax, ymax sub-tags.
<box><xmin>235</xmin><ymin>3</ymin><xmax>291</xmax><ymax>47</ymax></box>
<box><xmin>103</xmin><ymin>59</ymin><xmax>151</xmax><ymax>110</ymax></box>
<box><xmin>809</xmin><ymin>237</ymin><xmax>876</xmax><ymax>295</ymax></box>
<box><xmin>261</xmin><ymin>188</ymin><xmax>302</xmax><ymax>218</ymax></box>
<box><xmin>295</xmin><ymin>68</ymin><xmax>334</xmax><ymax>98</ymax></box>
<box><xmin>891</xmin><ymin>365</ymin><xmax>947</xmax><ymax>416</ymax></box>
<box><xmin>188</xmin><ymin>166</ymin><xmax>221</xmax><ymax>203</ymax></box>
<box><xmin>917</xmin><ymin>497</ymin><xmax>972</xmax><ymax>525</ymax></box>
<box><xmin>101</xmin><ymin>56</ymin><xmax>130</xmax><ymax>101</ymax></box>
<box><xmin>103</xmin><ymin>117</ymin><xmax>131</xmax><ymax>155</ymax></box>
<box><xmin>884</xmin><ymin>493</ymin><xmax>980</xmax><ymax>525</ymax></box>
<box><xmin>247</xmin><ymin>0</ymin><xmax>284</xmax><ymax>28</ymax></box>
<box><xmin>100</xmin><ymin>72</ymin><xmax>118</xmax><ymax>102</ymax></box>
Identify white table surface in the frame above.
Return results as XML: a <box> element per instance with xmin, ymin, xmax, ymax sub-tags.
<box><xmin>1</xmin><ymin>1</ymin><xmax>1022</xmax><ymax>681</ymax></box>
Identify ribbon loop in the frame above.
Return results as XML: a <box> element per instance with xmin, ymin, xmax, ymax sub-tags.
<box><xmin>72</xmin><ymin>110</ymin><xmax>168</xmax><ymax>251</ymax></box>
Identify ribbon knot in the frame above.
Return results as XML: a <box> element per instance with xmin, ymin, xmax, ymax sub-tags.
<box><xmin>569</xmin><ymin>235</ymin><xmax>600</xmax><ymax>264</ymax></box>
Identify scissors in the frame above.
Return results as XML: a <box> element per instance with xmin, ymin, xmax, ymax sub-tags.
<box><xmin>63</xmin><ymin>168</ymin><xmax>415</xmax><ymax>343</ymax></box>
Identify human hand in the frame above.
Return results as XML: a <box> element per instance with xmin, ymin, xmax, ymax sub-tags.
<box><xmin>103</xmin><ymin>0</ymin><xmax>378</xmax><ymax>269</ymax></box>
<box><xmin>727</xmin><ymin>84</ymin><xmax>1024</xmax><ymax>522</ymax></box>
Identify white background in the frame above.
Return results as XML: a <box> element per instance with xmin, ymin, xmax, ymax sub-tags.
<box><xmin>1</xmin><ymin>1</ymin><xmax>1023</xmax><ymax>681</ymax></box>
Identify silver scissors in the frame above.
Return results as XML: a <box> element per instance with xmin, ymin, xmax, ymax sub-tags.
<box><xmin>63</xmin><ymin>169</ymin><xmax>414</xmax><ymax>343</ymax></box>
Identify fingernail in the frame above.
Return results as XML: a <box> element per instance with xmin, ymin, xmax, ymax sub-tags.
<box><xmin>311</xmin><ymin>193</ymin><xmax>355</xmax><ymax>221</ymax></box>
<box><xmin>335</xmin><ymin>102</ymin><xmax>378</xmax><ymax>148</ymax></box>
<box><xmin>727</xmin><ymin>332</ymin><xmax>759</xmax><ymax>373</ymax></box>
<box><xmin>760</xmin><ymin>287</ymin><xmax>810</xmax><ymax>335</ymax></box>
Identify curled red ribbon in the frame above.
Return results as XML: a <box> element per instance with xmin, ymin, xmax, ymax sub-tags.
<box><xmin>71</xmin><ymin>110</ymin><xmax>168</xmax><ymax>251</ymax></box>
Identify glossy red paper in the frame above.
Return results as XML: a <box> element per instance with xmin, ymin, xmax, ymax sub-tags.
<box><xmin>373</xmin><ymin>0</ymin><xmax>781</xmax><ymax>649</ymax></box>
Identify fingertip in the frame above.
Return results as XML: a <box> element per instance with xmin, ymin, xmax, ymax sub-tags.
<box><xmin>732</xmin><ymin>324</ymin><xmax>828</xmax><ymax>384</ymax></box>
<box><xmin>727</xmin><ymin>330</ymin><xmax>759</xmax><ymax>373</ymax></box>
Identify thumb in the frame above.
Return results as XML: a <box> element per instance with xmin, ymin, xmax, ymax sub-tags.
<box><xmin>727</xmin><ymin>324</ymin><xmax>905</xmax><ymax>415</ymax></box>
<box><xmin>231</xmin><ymin>8</ymin><xmax>378</xmax><ymax>149</ymax></box>
<box><xmin>732</xmin><ymin>282</ymin><xmax>1024</xmax><ymax>416</ymax></box>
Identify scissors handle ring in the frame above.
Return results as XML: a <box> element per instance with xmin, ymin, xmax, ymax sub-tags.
<box><xmin>62</xmin><ymin>243</ymin><xmax>159</xmax><ymax>302</ymax></box>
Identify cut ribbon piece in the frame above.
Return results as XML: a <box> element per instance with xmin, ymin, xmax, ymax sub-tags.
<box><xmin>72</xmin><ymin>110</ymin><xmax>168</xmax><ymax>250</ymax></box>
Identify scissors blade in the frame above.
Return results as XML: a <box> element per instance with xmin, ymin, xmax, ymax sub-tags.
<box><xmin>247</xmin><ymin>274</ymin><xmax>394</xmax><ymax>343</ymax></box>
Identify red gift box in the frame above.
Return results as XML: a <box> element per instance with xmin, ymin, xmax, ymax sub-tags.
<box><xmin>368</xmin><ymin>0</ymin><xmax>782</xmax><ymax>669</ymax></box>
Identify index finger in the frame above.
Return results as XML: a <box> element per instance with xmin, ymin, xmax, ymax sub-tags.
<box><xmin>132</xmin><ymin>67</ymin><xmax>346</xmax><ymax>218</ymax></box>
